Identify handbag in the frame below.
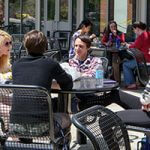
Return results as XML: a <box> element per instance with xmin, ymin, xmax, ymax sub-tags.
<box><xmin>119</xmin><ymin>50</ymin><xmax>133</xmax><ymax>61</ymax></box>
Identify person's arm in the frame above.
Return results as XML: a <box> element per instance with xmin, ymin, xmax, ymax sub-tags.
<box><xmin>119</xmin><ymin>32</ymin><xmax>125</xmax><ymax>43</ymax></box>
<box><xmin>89</xmin><ymin>34</ymin><xmax>97</xmax><ymax>40</ymax></box>
<box><xmin>140</xmin><ymin>80</ymin><xmax>150</xmax><ymax>111</ymax></box>
<box><xmin>101</xmin><ymin>34</ymin><xmax>108</xmax><ymax>45</ymax></box>
<box><xmin>52</xmin><ymin>62</ymin><xmax>73</xmax><ymax>90</ymax></box>
<box><xmin>128</xmin><ymin>34</ymin><xmax>143</xmax><ymax>49</ymax></box>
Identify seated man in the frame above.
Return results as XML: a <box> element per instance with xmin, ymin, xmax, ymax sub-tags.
<box><xmin>10</xmin><ymin>30</ymin><xmax>73</xmax><ymax>147</ymax></box>
<box><xmin>69</xmin><ymin>35</ymin><xmax>125</xmax><ymax>112</ymax></box>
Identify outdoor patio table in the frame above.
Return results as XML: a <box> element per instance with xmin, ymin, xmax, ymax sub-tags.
<box><xmin>51</xmin><ymin>77</ymin><xmax>119</xmax><ymax>144</ymax></box>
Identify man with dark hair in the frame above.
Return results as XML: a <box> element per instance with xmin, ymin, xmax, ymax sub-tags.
<box><xmin>13</xmin><ymin>30</ymin><xmax>73</xmax><ymax>91</ymax></box>
<box><xmin>11</xmin><ymin>30</ymin><xmax>73</xmax><ymax>147</ymax></box>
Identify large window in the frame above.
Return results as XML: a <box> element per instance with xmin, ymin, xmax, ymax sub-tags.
<box><xmin>84</xmin><ymin>0</ymin><xmax>100</xmax><ymax>36</ymax></box>
<box><xmin>47</xmin><ymin>0</ymin><xmax>55</xmax><ymax>20</ymax></box>
<box><xmin>109</xmin><ymin>0</ymin><xmax>136</xmax><ymax>32</ymax></box>
<box><xmin>60</xmin><ymin>0</ymin><xmax>68</xmax><ymax>21</ymax></box>
<box><xmin>84</xmin><ymin>0</ymin><xmax>136</xmax><ymax>40</ymax></box>
<box><xmin>9</xmin><ymin>0</ymin><xmax>35</xmax><ymax>34</ymax></box>
<box><xmin>72</xmin><ymin>0</ymin><xmax>76</xmax><ymax>31</ymax></box>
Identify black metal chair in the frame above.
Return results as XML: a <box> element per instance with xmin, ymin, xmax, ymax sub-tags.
<box><xmin>44</xmin><ymin>50</ymin><xmax>60</xmax><ymax>62</ymax></box>
<box><xmin>47</xmin><ymin>38</ymin><xmax>62</xmax><ymax>62</ymax></box>
<box><xmin>72</xmin><ymin>105</ymin><xmax>131</xmax><ymax>150</ymax></box>
<box><xmin>127</xmin><ymin>48</ymin><xmax>149</xmax><ymax>86</ymax></box>
<box><xmin>0</xmin><ymin>84</ymin><xmax>71</xmax><ymax>149</ymax></box>
<box><xmin>11</xmin><ymin>42</ymin><xmax>23</xmax><ymax>63</ymax></box>
<box><xmin>90</xmin><ymin>44</ymin><xmax>107</xmax><ymax>57</ymax></box>
<box><xmin>53</xmin><ymin>30</ymin><xmax>72</xmax><ymax>60</ymax></box>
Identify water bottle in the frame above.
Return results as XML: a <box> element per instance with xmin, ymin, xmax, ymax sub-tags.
<box><xmin>95</xmin><ymin>65</ymin><xmax>104</xmax><ymax>87</ymax></box>
<box><xmin>116</xmin><ymin>37</ymin><xmax>121</xmax><ymax>48</ymax></box>
<box><xmin>109</xmin><ymin>33</ymin><xmax>112</xmax><ymax>41</ymax></box>
<box><xmin>107</xmin><ymin>33</ymin><xmax>112</xmax><ymax>46</ymax></box>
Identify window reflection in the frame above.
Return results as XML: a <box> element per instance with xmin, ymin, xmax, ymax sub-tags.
<box><xmin>48</xmin><ymin>0</ymin><xmax>55</xmax><ymax>20</ymax></box>
<box><xmin>9</xmin><ymin>0</ymin><xmax>35</xmax><ymax>34</ymax></box>
<box><xmin>60</xmin><ymin>0</ymin><xmax>68</xmax><ymax>21</ymax></box>
<box><xmin>84</xmin><ymin>0</ymin><xmax>100</xmax><ymax>36</ymax></box>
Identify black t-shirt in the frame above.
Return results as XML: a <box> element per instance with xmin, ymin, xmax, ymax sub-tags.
<box><xmin>11</xmin><ymin>54</ymin><xmax>73</xmax><ymax>123</ymax></box>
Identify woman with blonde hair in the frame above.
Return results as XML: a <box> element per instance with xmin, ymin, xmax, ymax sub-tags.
<box><xmin>0</xmin><ymin>29</ymin><xmax>12</xmax><ymax>83</ymax></box>
<box><xmin>0</xmin><ymin>30</ymin><xmax>12</xmax><ymax>129</ymax></box>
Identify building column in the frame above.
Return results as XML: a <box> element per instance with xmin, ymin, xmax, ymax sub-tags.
<box><xmin>35</xmin><ymin>0</ymin><xmax>41</xmax><ymax>30</ymax></box>
<box><xmin>4</xmin><ymin>0</ymin><xmax>9</xmax><ymax>26</ymax></box>
<box><xmin>76</xmin><ymin>0</ymin><xmax>84</xmax><ymax>27</ymax></box>
<box><xmin>136</xmin><ymin>0</ymin><xmax>147</xmax><ymax>23</ymax></box>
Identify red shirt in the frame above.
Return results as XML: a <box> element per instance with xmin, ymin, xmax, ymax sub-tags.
<box><xmin>129</xmin><ymin>31</ymin><xmax>150</xmax><ymax>62</ymax></box>
<box><xmin>101</xmin><ymin>31</ymin><xmax>125</xmax><ymax>44</ymax></box>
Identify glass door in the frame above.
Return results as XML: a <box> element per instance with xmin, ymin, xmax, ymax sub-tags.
<box><xmin>44</xmin><ymin>0</ymin><xmax>72</xmax><ymax>37</ymax></box>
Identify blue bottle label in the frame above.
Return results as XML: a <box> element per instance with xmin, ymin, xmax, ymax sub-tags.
<box><xmin>96</xmin><ymin>70</ymin><xmax>103</xmax><ymax>79</ymax></box>
<box><xmin>116</xmin><ymin>37</ymin><xmax>120</xmax><ymax>48</ymax></box>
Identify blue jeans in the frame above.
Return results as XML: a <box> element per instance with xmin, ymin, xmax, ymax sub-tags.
<box><xmin>123</xmin><ymin>59</ymin><xmax>136</xmax><ymax>86</ymax></box>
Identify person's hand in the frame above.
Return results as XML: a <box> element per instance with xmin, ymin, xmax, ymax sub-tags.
<box><xmin>142</xmin><ymin>104</ymin><xmax>150</xmax><ymax>111</ymax></box>
<box><xmin>106</xmin><ymin>41</ymin><xmax>112</xmax><ymax>47</ymax></box>
<box><xmin>112</xmin><ymin>30</ymin><xmax>117</xmax><ymax>36</ymax></box>
<box><xmin>89</xmin><ymin>34</ymin><xmax>96</xmax><ymax>40</ymax></box>
<box><xmin>124</xmin><ymin>42</ymin><xmax>130</xmax><ymax>49</ymax></box>
<box><xmin>51</xmin><ymin>80</ymin><xmax>60</xmax><ymax>90</ymax></box>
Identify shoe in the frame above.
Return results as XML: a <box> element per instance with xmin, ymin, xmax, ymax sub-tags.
<box><xmin>125</xmin><ymin>84</ymin><xmax>137</xmax><ymax>90</ymax></box>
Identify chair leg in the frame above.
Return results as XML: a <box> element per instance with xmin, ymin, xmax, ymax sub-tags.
<box><xmin>76</xmin><ymin>130</ymin><xmax>87</xmax><ymax>144</ymax></box>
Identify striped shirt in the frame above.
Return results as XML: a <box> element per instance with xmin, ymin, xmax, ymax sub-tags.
<box><xmin>140</xmin><ymin>80</ymin><xmax>150</xmax><ymax>111</ymax></box>
<box><xmin>69</xmin><ymin>55</ymin><xmax>102</xmax><ymax>77</ymax></box>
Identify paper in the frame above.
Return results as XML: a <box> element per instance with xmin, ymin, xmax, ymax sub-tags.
<box><xmin>60</xmin><ymin>62</ymin><xmax>81</xmax><ymax>81</ymax></box>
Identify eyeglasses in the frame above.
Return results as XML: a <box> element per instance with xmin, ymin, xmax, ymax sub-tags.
<box><xmin>4</xmin><ymin>41</ymin><xmax>12</xmax><ymax>47</ymax></box>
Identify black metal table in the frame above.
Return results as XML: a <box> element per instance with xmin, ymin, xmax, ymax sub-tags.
<box><xmin>52</xmin><ymin>77</ymin><xmax>118</xmax><ymax>113</ymax></box>
<box><xmin>52</xmin><ymin>77</ymin><xmax>119</xmax><ymax>144</ymax></box>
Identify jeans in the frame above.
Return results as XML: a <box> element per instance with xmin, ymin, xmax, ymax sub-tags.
<box><xmin>123</xmin><ymin>59</ymin><xmax>136</xmax><ymax>85</ymax></box>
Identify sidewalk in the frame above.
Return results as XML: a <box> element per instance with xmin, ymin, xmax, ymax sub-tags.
<box><xmin>70</xmin><ymin>88</ymin><xmax>145</xmax><ymax>150</ymax></box>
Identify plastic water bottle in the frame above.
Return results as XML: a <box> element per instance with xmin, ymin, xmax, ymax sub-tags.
<box><xmin>109</xmin><ymin>33</ymin><xmax>112</xmax><ymax>41</ymax></box>
<box><xmin>116</xmin><ymin>37</ymin><xmax>121</xmax><ymax>48</ymax></box>
<box><xmin>107</xmin><ymin>33</ymin><xmax>112</xmax><ymax>46</ymax></box>
<box><xmin>95</xmin><ymin>65</ymin><xmax>104</xmax><ymax>87</ymax></box>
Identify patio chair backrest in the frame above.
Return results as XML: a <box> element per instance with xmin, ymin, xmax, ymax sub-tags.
<box><xmin>53</xmin><ymin>30</ymin><xmax>72</xmax><ymax>51</ymax></box>
<box><xmin>0</xmin><ymin>84</ymin><xmax>57</xmax><ymax>149</ymax></box>
<box><xmin>72</xmin><ymin>105</ymin><xmax>131</xmax><ymax>150</ymax></box>
<box><xmin>11</xmin><ymin>42</ymin><xmax>23</xmax><ymax>63</ymax></box>
<box><xmin>53</xmin><ymin>30</ymin><xmax>72</xmax><ymax>60</ymax></box>
<box><xmin>47</xmin><ymin>38</ymin><xmax>62</xmax><ymax>61</ymax></box>
<box><xmin>127</xmin><ymin>48</ymin><xmax>149</xmax><ymax>86</ymax></box>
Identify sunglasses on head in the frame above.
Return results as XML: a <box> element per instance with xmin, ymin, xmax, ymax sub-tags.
<box><xmin>5</xmin><ymin>41</ymin><xmax>12</xmax><ymax>47</ymax></box>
